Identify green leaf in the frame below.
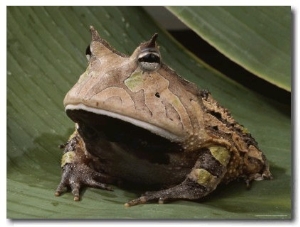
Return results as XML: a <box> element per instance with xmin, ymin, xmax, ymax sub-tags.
<box><xmin>7</xmin><ymin>6</ymin><xmax>291</xmax><ymax>219</ymax></box>
<box><xmin>167</xmin><ymin>6</ymin><xmax>291</xmax><ymax>91</ymax></box>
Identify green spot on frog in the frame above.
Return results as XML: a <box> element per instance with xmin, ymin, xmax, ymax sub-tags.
<box><xmin>195</xmin><ymin>168</ymin><xmax>218</xmax><ymax>187</ymax></box>
<box><xmin>125</xmin><ymin>71</ymin><xmax>144</xmax><ymax>92</ymax></box>
<box><xmin>61</xmin><ymin>151</ymin><xmax>76</xmax><ymax>167</ymax></box>
<box><xmin>209</xmin><ymin>146</ymin><xmax>230</xmax><ymax>166</ymax></box>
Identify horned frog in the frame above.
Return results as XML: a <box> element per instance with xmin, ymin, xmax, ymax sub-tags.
<box><xmin>55</xmin><ymin>26</ymin><xmax>272</xmax><ymax>206</ymax></box>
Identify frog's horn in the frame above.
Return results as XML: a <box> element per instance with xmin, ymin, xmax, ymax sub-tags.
<box><xmin>140</xmin><ymin>33</ymin><xmax>158</xmax><ymax>50</ymax></box>
<box><xmin>147</xmin><ymin>33</ymin><xmax>158</xmax><ymax>48</ymax></box>
<box><xmin>90</xmin><ymin>25</ymin><xmax>101</xmax><ymax>41</ymax></box>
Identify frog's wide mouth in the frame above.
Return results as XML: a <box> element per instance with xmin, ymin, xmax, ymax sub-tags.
<box><xmin>65</xmin><ymin>104</ymin><xmax>183</xmax><ymax>142</ymax></box>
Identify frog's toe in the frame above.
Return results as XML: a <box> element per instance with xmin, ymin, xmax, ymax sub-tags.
<box><xmin>124</xmin><ymin>191</ymin><xmax>169</xmax><ymax>207</ymax></box>
<box><xmin>124</xmin><ymin>196</ymin><xmax>148</xmax><ymax>207</ymax></box>
<box><xmin>55</xmin><ymin>163</ymin><xmax>113</xmax><ymax>201</ymax></box>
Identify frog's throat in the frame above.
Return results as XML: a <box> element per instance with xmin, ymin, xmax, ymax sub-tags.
<box><xmin>65</xmin><ymin>104</ymin><xmax>183</xmax><ymax>143</ymax></box>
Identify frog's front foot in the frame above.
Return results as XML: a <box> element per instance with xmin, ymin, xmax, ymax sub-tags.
<box><xmin>55</xmin><ymin>163</ymin><xmax>113</xmax><ymax>201</ymax></box>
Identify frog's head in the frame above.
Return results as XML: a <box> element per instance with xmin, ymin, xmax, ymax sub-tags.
<box><xmin>64</xmin><ymin>26</ymin><xmax>205</xmax><ymax>145</ymax></box>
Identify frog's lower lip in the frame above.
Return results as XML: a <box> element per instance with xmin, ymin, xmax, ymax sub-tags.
<box><xmin>65</xmin><ymin>104</ymin><xmax>183</xmax><ymax>142</ymax></box>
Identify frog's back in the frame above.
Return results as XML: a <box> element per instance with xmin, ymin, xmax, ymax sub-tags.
<box><xmin>199</xmin><ymin>90</ymin><xmax>272</xmax><ymax>184</ymax></box>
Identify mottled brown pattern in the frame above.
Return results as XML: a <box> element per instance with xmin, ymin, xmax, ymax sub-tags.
<box><xmin>55</xmin><ymin>26</ymin><xmax>272</xmax><ymax>206</ymax></box>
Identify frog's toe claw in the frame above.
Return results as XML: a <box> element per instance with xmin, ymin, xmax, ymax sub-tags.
<box><xmin>55</xmin><ymin>163</ymin><xmax>112</xmax><ymax>200</ymax></box>
<box><xmin>54</xmin><ymin>186</ymin><xmax>65</xmax><ymax>197</ymax></box>
<box><xmin>124</xmin><ymin>196</ymin><xmax>148</xmax><ymax>207</ymax></box>
<box><xmin>69</xmin><ymin>183</ymin><xmax>81</xmax><ymax>201</ymax></box>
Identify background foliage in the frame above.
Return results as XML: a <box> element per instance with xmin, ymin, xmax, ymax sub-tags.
<box><xmin>167</xmin><ymin>6</ymin><xmax>291</xmax><ymax>91</ymax></box>
<box><xmin>7</xmin><ymin>6</ymin><xmax>291</xmax><ymax>219</ymax></box>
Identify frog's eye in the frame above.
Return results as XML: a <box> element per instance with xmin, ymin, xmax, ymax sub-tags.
<box><xmin>138</xmin><ymin>50</ymin><xmax>161</xmax><ymax>71</ymax></box>
<box><xmin>85</xmin><ymin>45</ymin><xmax>92</xmax><ymax>61</ymax></box>
<box><xmin>138</xmin><ymin>33</ymin><xmax>161</xmax><ymax>72</ymax></box>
